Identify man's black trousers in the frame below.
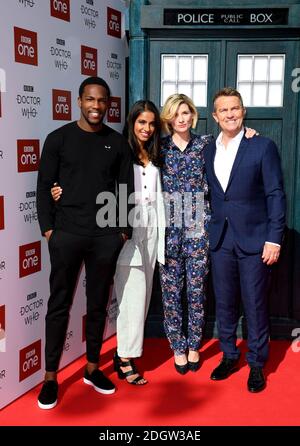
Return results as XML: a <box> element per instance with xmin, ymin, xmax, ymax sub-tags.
<box><xmin>45</xmin><ymin>229</ymin><xmax>123</xmax><ymax>371</ymax></box>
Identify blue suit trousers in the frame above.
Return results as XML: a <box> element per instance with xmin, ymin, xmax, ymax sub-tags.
<box><xmin>210</xmin><ymin>223</ymin><xmax>271</xmax><ymax>367</ymax></box>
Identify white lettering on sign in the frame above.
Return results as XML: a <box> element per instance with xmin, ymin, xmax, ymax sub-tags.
<box><xmin>250</xmin><ymin>13</ymin><xmax>273</xmax><ymax>23</ymax></box>
<box><xmin>177</xmin><ymin>13</ymin><xmax>214</xmax><ymax>24</ymax></box>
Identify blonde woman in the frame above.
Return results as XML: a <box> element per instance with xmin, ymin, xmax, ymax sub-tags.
<box><xmin>159</xmin><ymin>94</ymin><xmax>211</xmax><ymax>374</ymax></box>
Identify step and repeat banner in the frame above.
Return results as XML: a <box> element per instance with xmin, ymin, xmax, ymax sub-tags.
<box><xmin>0</xmin><ymin>0</ymin><xmax>127</xmax><ymax>409</ymax></box>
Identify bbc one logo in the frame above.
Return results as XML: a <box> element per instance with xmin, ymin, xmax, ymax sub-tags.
<box><xmin>107</xmin><ymin>7</ymin><xmax>121</xmax><ymax>38</ymax></box>
<box><xmin>17</xmin><ymin>139</ymin><xmax>40</xmax><ymax>172</ymax></box>
<box><xmin>19</xmin><ymin>241</ymin><xmax>41</xmax><ymax>278</ymax></box>
<box><xmin>107</xmin><ymin>97</ymin><xmax>121</xmax><ymax>123</ymax></box>
<box><xmin>81</xmin><ymin>45</ymin><xmax>97</xmax><ymax>76</ymax></box>
<box><xmin>14</xmin><ymin>27</ymin><xmax>38</xmax><ymax>66</ymax></box>
<box><xmin>19</xmin><ymin>340</ymin><xmax>41</xmax><ymax>382</ymax></box>
<box><xmin>0</xmin><ymin>196</ymin><xmax>4</xmax><ymax>230</ymax></box>
<box><xmin>52</xmin><ymin>89</ymin><xmax>71</xmax><ymax>120</ymax></box>
<box><xmin>50</xmin><ymin>0</ymin><xmax>70</xmax><ymax>22</ymax></box>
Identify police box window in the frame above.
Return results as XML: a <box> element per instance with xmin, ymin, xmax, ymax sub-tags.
<box><xmin>237</xmin><ymin>54</ymin><xmax>285</xmax><ymax>107</ymax></box>
<box><xmin>161</xmin><ymin>54</ymin><xmax>208</xmax><ymax>107</ymax></box>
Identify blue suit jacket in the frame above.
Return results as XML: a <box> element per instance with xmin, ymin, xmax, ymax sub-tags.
<box><xmin>204</xmin><ymin>134</ymin><xmax>286</xmax><ymax>253</ymax></box>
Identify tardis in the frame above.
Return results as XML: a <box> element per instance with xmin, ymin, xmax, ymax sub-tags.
<box><xmin>128</xmin><ymin>0</ymin><xmax>300</xmax><ymax>339</ymax></box>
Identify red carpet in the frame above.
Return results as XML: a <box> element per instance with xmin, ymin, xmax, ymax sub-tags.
<box><xmin>0</xmin><ymin>337</ymin><xmax>299</xmax><ymax>426</ymax></box>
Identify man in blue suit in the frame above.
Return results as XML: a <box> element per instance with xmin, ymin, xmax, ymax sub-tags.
<box><xmin>204</xmin><ymin>87</ymin><xmax>286</xmax><ymax>392</ymax></box>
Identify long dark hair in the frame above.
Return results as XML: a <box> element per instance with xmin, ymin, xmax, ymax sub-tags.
<box><xmin>126</xmin><ymin>100</ymin><xmax>162</xmax><ymax>167</ymax></box>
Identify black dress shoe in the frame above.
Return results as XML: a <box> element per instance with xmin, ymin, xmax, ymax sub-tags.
<box><xmin>174</xmin><ymin>362</ymin><xmax>188</xmax><ymax>375</ymax></box>
<box><xmin>247</xmin><ymin>366</ymin><xmax>266</xmax><ymax>392</ymax></box>
<box><xmin>210</xmin><ymin>357</ymin><xmax>239</xmax><ymax>380</ymax></box>
<box><xmin>188</xmin><ymin>359</ymin><xmax>200</xmax><ymax>372</ymax></box>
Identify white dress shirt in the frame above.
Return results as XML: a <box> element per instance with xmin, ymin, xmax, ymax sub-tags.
<box><xmin>134</xmin><ymin>162</ymin><xmax>158</xmax><ymax>204</ymax></box>
<box><xmin>214</xmin><ymin>128</ymin><xmax>244</xmax><ymax>192</ymax></box>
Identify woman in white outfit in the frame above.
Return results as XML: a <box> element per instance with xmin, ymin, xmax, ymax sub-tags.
<box><xmin>112</xmin><ymin>100</ymin><xmax>164</xmax><ymax>385</ymax></box>
<box><xmin>51</xmin><ymin>100</ymin><xmax>164</xmax><ymax>385</ymax></box>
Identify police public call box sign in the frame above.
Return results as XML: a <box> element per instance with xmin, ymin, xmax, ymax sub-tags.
<box><xmin>163</xmin><ymin>9</ymin><xmax>288</xmax><ymax>26</ymax></box>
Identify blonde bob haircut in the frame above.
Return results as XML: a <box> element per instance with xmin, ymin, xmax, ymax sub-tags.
<box><xmin>160</xmin><ymin>93</ymin><xmax>198</xmax><ymax>134</ymax></box>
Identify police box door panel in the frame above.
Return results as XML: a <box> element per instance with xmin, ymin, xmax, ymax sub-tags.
<box><xmin>149</xmin><ymin>40</ymin><xmax>222</xmax><ymax>136</ymax></box>
<box><xmin>225</xmin><ymin>39</ymin><xmax>298</xmax><ymax>226</ymax></box>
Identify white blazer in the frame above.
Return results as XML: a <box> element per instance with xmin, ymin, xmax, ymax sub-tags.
<box><xmin>116</xmin><ymin>170</ymin><xmax>165</xmax><ymax>266</ymax></box>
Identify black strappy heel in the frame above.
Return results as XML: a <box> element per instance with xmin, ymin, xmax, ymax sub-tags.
<box><xmin>113</xmin><ymin>351</ymin><xmax>147</xmax><ymax>385</ymax></box>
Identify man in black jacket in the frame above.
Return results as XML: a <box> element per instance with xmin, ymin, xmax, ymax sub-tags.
<box><xmin>36</xmin><ymin>77</ymin><xmax>134</xmax><ymax>409</ymax></box>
